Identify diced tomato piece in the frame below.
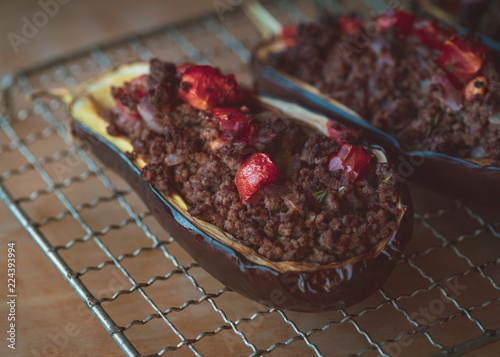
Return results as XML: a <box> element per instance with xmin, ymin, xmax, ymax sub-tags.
<box><xmin>437</xmin><ymin>36</ymin><xmax>487</xmax><ymax>82</ymax></box>
<box><xmin>326</xmin><ymin>121</ymin><xmax>356</xmax><ymax>143</ymax></box>
<box><xmin>113</xmin><ymin>75</ymin><xmax>148</xmax><ymax>119</ymax></box>
<box><xmin>328</xmin><ymin>144</ymin><xmax>372</xmax><ymax>182</ymax></box>
<box><xmin>342</xmin><ymin>149</ymin><xmax>372</xmax><ymax>182</ymax></box>
<box><xmin>235</xmin><ymin>153</ymin><xmax>279</xmax><ymax>202</ymax></box>
<box><xmin>176</xmin><ymin>62</ymin><xmax>196</xmax><ymax>74</ymax></box>
<box><xmin>280</xmin><ymin>24</ymin><xmax>297</xmax><ymax>47</ymax></box>
<box><xmin>339</xmin><ymin>15</ymin><xmax>363</xmax><ymax>35</ymax></box>
<box><xmin>178</xmin><ymin>65</ymin><xmax>242</xmax><ymax>110</ymax></box>
<box><xmin>210</xmin><ymin>108</ymin><xmax>250</xmax><ymax>137</ymax></box>
<box><xmin>210</xmin><ymin>108</ymin><xmax>256</xmax><ymax>147</ymax></box>
<box><xmin>413</xmin><ymin>19</ymin><xmax>455</xmax><ymax>50</ymax></box>
<box><xmin>376</xmin><ymin>10</ymin><xmax>415</xmax><ymax>35</ymax></box>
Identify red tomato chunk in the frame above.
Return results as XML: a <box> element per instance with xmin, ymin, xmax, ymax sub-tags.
<box><xmin>235</xmin><ymin>152</ymin><xmax>279</xmax><ymax>202</ymax></box>
<box><xmin>178</xmin><ymin>65</ymin><xmax>241</xmax><ymax>110</ymax></box>
<box><xmin>210</xmin><ymin>108</ymin><xmax>256</xmax><ymax>147</ymax></box>
<box><xmin>328</xmin><ymin>144</ymin><xmax>372</xmax><ymax>183</ymax></box>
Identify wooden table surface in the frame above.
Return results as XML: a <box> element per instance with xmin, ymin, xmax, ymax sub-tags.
<box><xmin>0</xmin><ymin>0</ymin><xmax>217</xmax><ymax>80</ymax></box>
<box><xmin>1</xmin><ymin>1</ymin><xmax>500</xmax><ymax>357</ymax></box>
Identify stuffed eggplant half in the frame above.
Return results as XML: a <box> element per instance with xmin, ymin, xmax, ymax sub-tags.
<box><xmin>250</xmin><ymin>8</ymin><xmax>500</xmax><ymax>205</ymax></box>
<box><xmin>47</xmin><ymin>59</ymin><xmax>412</xmax><ymax>312</ymax></box>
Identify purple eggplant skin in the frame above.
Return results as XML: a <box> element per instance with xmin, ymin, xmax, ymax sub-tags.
<box><xmin>251</xmin><ymin>47</ymin><xmax>500</xmax><ymax>206</ymax></box>
<box><xmin>407</xmin><ymin>151</ymin><xmax>500</xmax><ymax>204</ymax></box>
<box><xmin>71</xmin><ymin>116</ymin><xmax>413</xmax><ymax>312</ymax></box>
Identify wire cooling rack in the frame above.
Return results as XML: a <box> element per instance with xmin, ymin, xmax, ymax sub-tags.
<box><xmin>1</xmin><ymin>0</ymin><xmax>499</xmax><ymax>356</ymax></box>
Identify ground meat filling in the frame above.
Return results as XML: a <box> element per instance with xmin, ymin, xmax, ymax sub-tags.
<box><xmin>268</xmin><ymin>16</ymin><xmax>500</xmax><ymax>161</ymax></box>
<box><xmin>104</xmin><ymin>60</ymin><xmax>402</xmax><ymax>265</ymax></box>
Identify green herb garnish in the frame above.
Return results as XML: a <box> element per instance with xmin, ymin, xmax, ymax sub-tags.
<box><xmin>433</xmin><ymin>111</ymin><xmax>441</xmax><ymax>126</ymax></box>
<box><xmin>425</xmin><ymin>126</ymin><xmax>432</xmax><ymax>139</ymax></box>
<box><xmin>426</xmin><ymin>111</ymin><xmax>442</xmax><ymax>139</ymax></box>
<box><xmin>380</xmin><ymin>175</ymin><xmax>391</xmax><ymax>184</ymax></box>
<box><xmin>313</xmin><ymin>190</ymin><xmax>327</xmax><ymax>203</ymax></box>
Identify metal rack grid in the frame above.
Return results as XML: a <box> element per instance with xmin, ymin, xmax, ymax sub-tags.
<box><xmin>1</xmin><ymin>0</ymin><xmax>499</xmax><ymax>356</ymax></box>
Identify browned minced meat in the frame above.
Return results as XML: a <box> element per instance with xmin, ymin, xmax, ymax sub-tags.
<box><xmin>268</xmin><ymin>15</ymin><xmax>500</xmax><ymax>161</ymax></box>
<box><xmin>104</xmin><ymin>59</ymin><xmax>403</xmax><ymax>265</ymax></box>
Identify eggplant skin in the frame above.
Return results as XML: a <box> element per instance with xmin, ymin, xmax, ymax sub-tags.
<box><xmin>407</xmin><ymin>151</ymin><xmax>500</xmax><ymax>204</ymax></box>
<box><xmin>72</xmin><ymin>119</ymin><xmax>413</xmax><ymax>312</ymax></box>
<box><xmin>251</xmin><ymin>46</ymin><xmax>500</xmax><ymax>206</ymax></box>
